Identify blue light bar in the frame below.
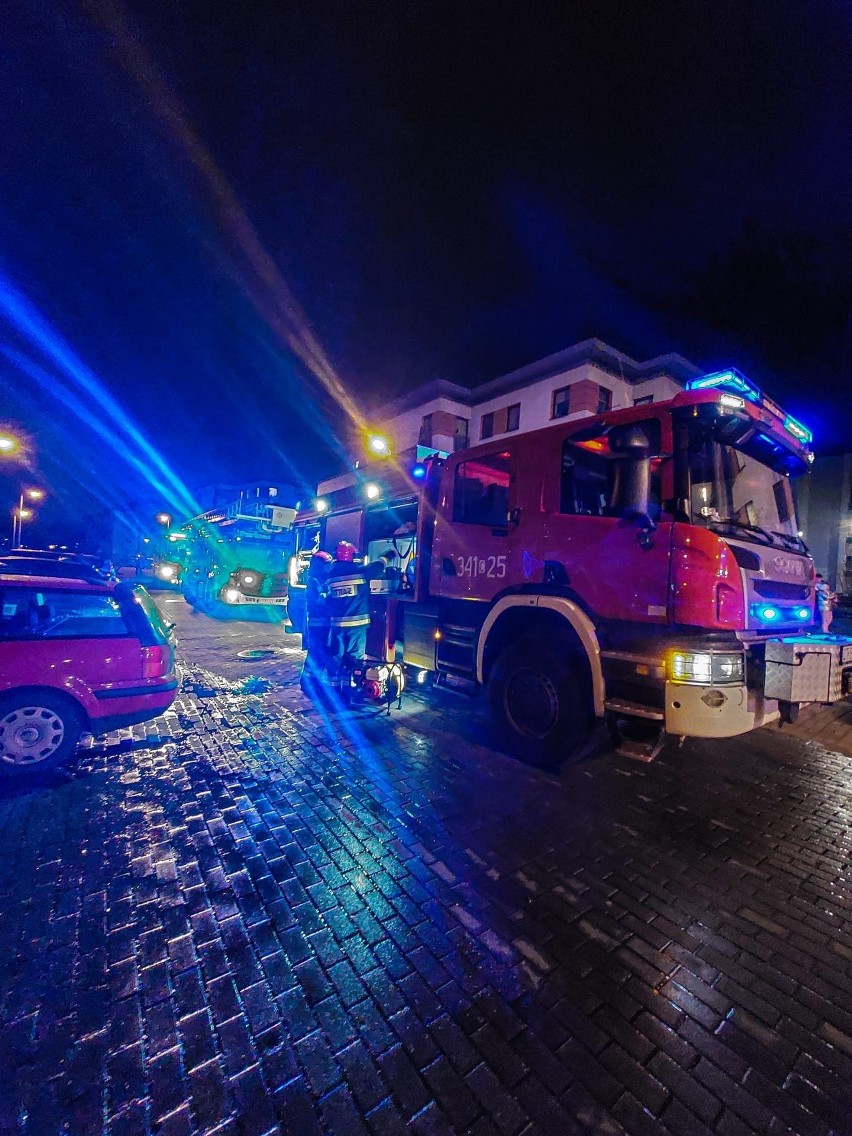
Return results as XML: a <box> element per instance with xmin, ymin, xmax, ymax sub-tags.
<box><xmin>688</xmin><ymin>368</ymin><xmax>761</xmax><ymax>403</ymax></box>
<box><xmin>750</xmin><ymin>603</ymin><xmax>811</xmax><ymax>624</ymax></box>
<box><xmin>783</xmin><ymin>415</ymin><xmax>813</xmax><ymax>445</ymax></box>
<box><xmin>752</xmin><ymin>603</ymin><xmax>781</xmax><ymax>623</ymax></box>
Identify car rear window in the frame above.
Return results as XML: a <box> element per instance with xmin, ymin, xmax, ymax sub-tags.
<box><xmin>121</xmin><ymin>584</ymin><xmax>171</xmax><ymax>645</ymax></box>
<box><xmin>0</xmin><ymin>587</ymin><xmax>129</xmax><ymax>639</ymax></box>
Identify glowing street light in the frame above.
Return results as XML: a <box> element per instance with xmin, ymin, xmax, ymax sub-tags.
<box><xmin>155</xmin><ymin>512</ymin><xmax>172</xmax><ymax>526</ymax></box>
<box><xmin>12</xmin><ymin>487</ymin><xmax>46</xmax><ymax>548</ymax></box>
<box><xmin>368</xmin><ymin>434</ymin><xmax>390</xmax><ymax>456</ymax></box>
<box><xmin>0</xmin><ymin>435</ymin><xmax>20</xmax><ymax>455</ymax></box>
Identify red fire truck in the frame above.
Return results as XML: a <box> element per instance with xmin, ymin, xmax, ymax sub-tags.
<box><xmin>289</xmin><ymin>371</ymin><xmax>852</xmax><ymax>760</ymax></box>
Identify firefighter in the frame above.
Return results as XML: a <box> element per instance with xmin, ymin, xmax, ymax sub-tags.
<box><xmin>326</xmin><ymin>540</ymin><xmax>390</xmax><ymax>699</ymax></box>
<box><xmin>300</xmin><ymin>550</ymin><xmax>333</xmax><ymax>695</ymax></box>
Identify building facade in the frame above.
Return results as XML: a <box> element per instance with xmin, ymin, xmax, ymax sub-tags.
<box><xmin>796</xmin><ymin>454</ymin><xmax>852</xmax><ymax>594</ymax></box>
<box><xmin>374</xmin><ymin>339</ymin><xmax>701</xmax><ymax>458</ymax></box>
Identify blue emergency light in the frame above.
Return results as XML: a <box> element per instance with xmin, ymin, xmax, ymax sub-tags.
<box><xmin>783</xmin><ymin>415</ymin><xmax>813</xmax><ymax>445</ymax></box>
<box><xmin>688</xmin><ymin>369</ymin><xmax>814</xmax><ymax>448</ymax></box>
<box><xmin>751</xmin><ymin>603</ymin><xmax>811</xmax><ymax>624</ymax></box>
<box><xmin>688</xmin><ymin>369</ymin><xmax>761</xmax><ymax>403</ymax></box>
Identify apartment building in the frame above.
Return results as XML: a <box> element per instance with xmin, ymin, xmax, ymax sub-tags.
<box><xmin>374</xmin><ymin>338</ymin><xmax>701</xmax><ymax>457</ymax></box>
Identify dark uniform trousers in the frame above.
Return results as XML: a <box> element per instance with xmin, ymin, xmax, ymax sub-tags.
<box><xmin>326</xmin><ymin>560</ymin><xmax>385</xmax><ymax>687</ymax></box>
<box><xmin>301</xmin><ymin>576</ymin><xmax>332</xmax><ymax>689</ymax></box>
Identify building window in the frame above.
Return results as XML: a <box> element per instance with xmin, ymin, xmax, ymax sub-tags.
<box><xmin>453</xmin><ymin>451</ymin><xmax>511</xmax><ymax>526</ymax></box>
<box><xmin>418</xmin><ymin>414</ymin><xmax>433</xmax><ymax>446</ymax></box>
<box><xmin>552</xmin><ymin>387</ymin><xmax>570</xmax><ymax>419</ymax></box>
<box><xmin>597</xmin><ymin>386</ymin><xmax>612</xmax><ymax>414</ymax></box>
<box><xmin>453</xmin><ymin>417</ymin><xmax>469</xmax><ymax>452</ymax></box>
<box><xmin>633</xmin><ymin>395</ymin><xmax>653</xmax><ymax>406</ymax></box>
<box><xmin>506</xmin><ymin>404</ymin><xmax>520</xmax><ymax>432</ymax></box>
<box><xmin>480</xmin><ymin>412</ymin><xmax>494</xmax><ymax>440</ymax></box>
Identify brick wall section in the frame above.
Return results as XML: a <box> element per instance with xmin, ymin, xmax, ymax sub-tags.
<box><xmin>569</xmin><ymin>379</ymin><xmax>603</xmax><ymax>415</ymax></box>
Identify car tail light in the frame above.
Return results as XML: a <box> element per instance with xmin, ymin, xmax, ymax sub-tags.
<box><xmin>142</xmin><ymin>645</ymin><xmax>173</xmax><ymax>679</ymax></box>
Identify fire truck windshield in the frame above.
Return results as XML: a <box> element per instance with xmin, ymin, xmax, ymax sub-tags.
<box><xmin>687</xmin><ymin>427</ymin><xmax>803</xmax><ymax>550</ymax></box>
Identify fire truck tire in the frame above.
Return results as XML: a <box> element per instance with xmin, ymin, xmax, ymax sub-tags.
<box><xmin>488</xmin><ymin>639</ymin><xmax>593</xmax><ymax>764</ymax></box>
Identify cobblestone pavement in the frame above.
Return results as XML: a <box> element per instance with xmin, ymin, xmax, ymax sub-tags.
<box><xmin>2</xmin><ymin>597</ymin><xmax>852</xmax><ymax>1136</ymax></box>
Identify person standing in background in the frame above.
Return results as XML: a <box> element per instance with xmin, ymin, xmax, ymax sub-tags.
<box><xmin>815</xmin><ymin>574</ymin><xmax>835</xmax><ymax>634</ymax></box>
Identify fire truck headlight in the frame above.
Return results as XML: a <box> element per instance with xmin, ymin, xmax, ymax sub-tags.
<box><xmin>795</xmin><ymin>606</ymin><xmax>811</xmax><ymax>621</ymax></box>
<box><xmin>224</xmin><ymin>587</ymin><xmax>241</xmax><ymax>603</ymax></box>
<box><xmin>242</xmin><ymin>574</ymin><xmax>255</xmax><ymax>585</ymax></box>
<box><xmin>670</xmin><ymin>651</ymin><xmax>712</xmax><ymax>684</ymax></box>
<box><xmin>711</xmin><ymin>653</ymin><xmax>745</xmax><ymax>683</ymax></box>
<box><xmin>668</xmin><ymin>651</ymin><xmax>744</xmax><ymax>685</ymax></box>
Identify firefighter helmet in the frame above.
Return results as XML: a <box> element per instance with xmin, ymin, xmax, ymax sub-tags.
<box><xmin>312</xmin><ymin>550</ymin><xmax>333</xmax><ymax>563</ymax></box>
<box><xmin>335</xmin><ymin>541</ymin><xmax>357</xmax><ymax>562</ymax></box>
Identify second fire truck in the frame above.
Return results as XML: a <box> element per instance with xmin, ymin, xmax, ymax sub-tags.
<box><xmin>289</xmin><ymin>371</ymin><xmax>852</xmax><ymax>760</ymax></box>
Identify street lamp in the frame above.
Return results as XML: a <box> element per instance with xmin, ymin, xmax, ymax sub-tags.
<box><xmin>367</xmin><ymin>434</ymin><xmax>391</xmax><ymax>456</ymax></box>
<box><xmin>0</xmin><ymin>435</ymin><xmax>19</xmax><ymax>455</ymax></box>
<box><xmin>12</xmin><ymin>488</ymin><xmax>46</xmax><ymax>549</ymax></box>
<box><xmin>155</xmin><ymin>512</ymin><xmax>172</xmax><ymax>527</ymax></box>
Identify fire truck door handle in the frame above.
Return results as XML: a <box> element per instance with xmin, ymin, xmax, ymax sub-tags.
<box><xmin>442</xmin><ymin>557</ymin><xmax>457</xmax><ymax>576</ymax></box>
<box><xmin>636</xmin><ymin>517</ymin><xmax>656</xmax><ymax>551</ymax></box>
<box><xmin>508</xmin><ymin>507</ymin><xmax>522</xmax><ymax>526</ymax></box>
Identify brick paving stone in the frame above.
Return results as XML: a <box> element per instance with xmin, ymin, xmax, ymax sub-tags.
<box><xmin>2</xmin><ymin>603</ymin><xmax>852</xmax><ymax>1136</ymax></box>
<box><xmin>365</xmin><ymin>1096</ymin><xmax>410</xmax><ymax>1136</ymax></box>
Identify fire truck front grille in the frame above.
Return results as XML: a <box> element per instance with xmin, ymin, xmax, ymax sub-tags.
<box><xmin>753</xmin><ymin>580</ymin><xmax>810</xmax><ymax>601</ymax></box>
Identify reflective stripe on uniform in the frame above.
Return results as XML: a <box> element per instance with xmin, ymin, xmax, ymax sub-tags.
<box><xmin>329</xmin><ymin>615</ymin><xmax>370</xmax><ymax>628</ymax></box>
<box><xmin>328</xmin><ymin>574</ymin><xmax>366</xmax><ymax>589</ymax></box>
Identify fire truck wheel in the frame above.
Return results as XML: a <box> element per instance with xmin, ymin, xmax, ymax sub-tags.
<box><xmin>488</xmin><ymin>640</ymin><xmax>593</xmax><ymax>764</ymax></box>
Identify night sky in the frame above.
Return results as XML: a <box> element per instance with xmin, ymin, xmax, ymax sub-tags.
<box><xmin>1</xmin><ymin>0</ymin><xmax>850</xmax><ymax>546</ymax></box>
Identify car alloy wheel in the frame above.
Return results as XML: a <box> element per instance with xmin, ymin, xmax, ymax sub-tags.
<box><xmin>0</xmin><ymin>706</ymin><xmax>66</xmax><ymax>767</ymax></box>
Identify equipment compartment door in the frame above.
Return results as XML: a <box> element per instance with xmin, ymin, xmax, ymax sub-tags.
<box><xmin>431</xmin><ymin>448</ymin><xmax>513</xmax><ymax>602</ymax></box>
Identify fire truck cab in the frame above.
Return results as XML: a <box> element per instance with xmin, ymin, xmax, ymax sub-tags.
<box><xmin>290</xmin><ymin>372</ymin><xmax>852</xmax><ymax>761</ymax></box>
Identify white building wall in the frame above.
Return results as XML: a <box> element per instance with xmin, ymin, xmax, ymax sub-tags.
<box><xmin>375</xmin><ymin>343</ymin><xmax>697</xmax><ymax>456</ymax></box>
<box><xmin>469</xmin><ymin>365</ymin><xmax>680</xmax><ymax>444</ymax></box>
<box><xmin>382</xmin><ymin>395</ymin><xmax>471</xmax><ymax>455</ymax></box>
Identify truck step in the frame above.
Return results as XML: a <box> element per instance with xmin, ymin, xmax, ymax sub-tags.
<box><xmin>615</xmin><ymin>738</ymin><xmax>665</xmax><ymax>762</ymax></box>
<box><xmin>435</xmin><ymin>671</ymin><xmax>478</xmax><ymax>696</ymax></box>
<box><xmin>604</xmin><ymin>699</ymin><xmax>664</xmax><ymax>721</ymax></box>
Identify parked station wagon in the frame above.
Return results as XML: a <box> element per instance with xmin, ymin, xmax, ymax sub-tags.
<box><xmin>0</xmin><ymin>574</ymin><xmax>177</xmax><ymax>777</ymax></box>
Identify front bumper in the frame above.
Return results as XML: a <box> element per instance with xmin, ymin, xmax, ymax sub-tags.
<box><xmin>221</xmin><ymin>593</ymin><xmax>288</xmax><ymax>606</ymax></box>
<box><xmin>665</xmin><ymin>681</ymin><xmax>778</xmax><ymax>737</ymax></box>
<box><xmin>664</xmin><ymin>634</ymin><xmax>852</xmax><ymax>738</ymax></box>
